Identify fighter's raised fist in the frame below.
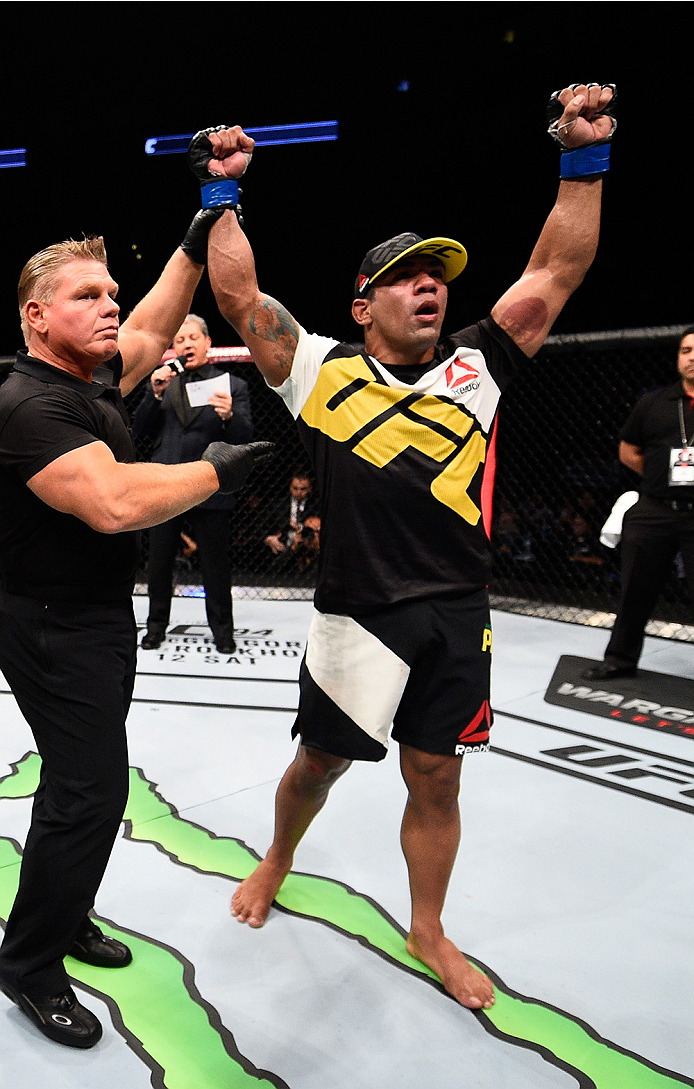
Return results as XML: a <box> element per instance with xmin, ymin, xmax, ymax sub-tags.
<box><xmin>547</xmin><ymin>83</ymin><xmax>616</xmax><ymax>149</ymax></box>
<box><xmin>188</xmin><ymin>125</ymin><xmax>255</xmax><ymax>183</ymax></box>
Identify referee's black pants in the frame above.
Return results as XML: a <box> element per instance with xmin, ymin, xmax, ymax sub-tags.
<box><xmin>0</xmin><ymin>592</ymin><xmax>135</xmax><ymax>998</ymax></box>
<box><xmin>146</xmin><ymin>509</ymin><xmax>233</xmax><ymax>643</ymax></box>
<box><xmin>605</xmin><ymin>495</ymin><xmax>694</xmax><ymax>668</ymax></box>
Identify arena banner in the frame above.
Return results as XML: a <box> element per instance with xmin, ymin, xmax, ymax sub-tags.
<box><xmin>545</xmin><ymin>655</ymin><xmax>694</xmax><ymax>741</ymax></box>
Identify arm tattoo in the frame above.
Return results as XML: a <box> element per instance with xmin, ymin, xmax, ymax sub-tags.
<box><xmin>249</xmin><ymin>295</ymin><xmax>300</xmax><ymax>371</ymax></box>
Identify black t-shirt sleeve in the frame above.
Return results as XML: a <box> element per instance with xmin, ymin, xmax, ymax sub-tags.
<box><xmin>0</xmin><ymin>392</ymin><xmax>99</xmax><ymax>483</ymax></box>
<box><xmin>441</xmin><ymin>316</ymin><xmax>528</xmax><ymax>393</ymax></box>
<box><xmin>619</xmin><ymin>395</ymin><xmax>652</xmax><ymax>447</ymax></box>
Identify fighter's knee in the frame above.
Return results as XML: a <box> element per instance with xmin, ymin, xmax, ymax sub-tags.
<box><xmin>401</xmin><ymin>747</ymin><xmax>461</xmax><ymax>780</ymax></box>
<box><xmin>299</xmin><ymin>746</ymin><xmax>351</xmax><ymax>784</ymax></box>
<box><xmin>400</xmin><ymin>749</ymin><xmax>462</xmax><ymax>809</ymax></box>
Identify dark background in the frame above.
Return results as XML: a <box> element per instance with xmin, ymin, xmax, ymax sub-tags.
<box><xmin>0</xmin><ymin>4</ymin><xmax>689</xmax><ymax>355</ymax></box>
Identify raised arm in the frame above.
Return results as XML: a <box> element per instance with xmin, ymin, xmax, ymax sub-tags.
<box><xmin>208</xmin><ymin>211</ymin><xmax>300</xmax><ymax>387</ymax></box>
<box><xmin>117</xmin><ymin>201</ymin><xmax>228</xmax><ymax>396</ymax></box>
<box><xmin>491</xmin><ymin>83</ymin><xmax>615</xmax><ymax>358</ymax></box>
<box><xmin>117</xmin><ymin>249</ymin><xmax>203</xmax><ymax>396</ymax></box>
<box><xmin>188</xmin><ymin>125</ymin><xmax>300</xmax><ymax>387</ymax></box>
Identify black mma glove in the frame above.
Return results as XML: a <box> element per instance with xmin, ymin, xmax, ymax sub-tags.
<box><xmin>201</xmin><ymin>441</ymin><xmax>275</xmax><ymax>494</ymax></box>
<box><xmin>546</xmin><ymin>83</ymin><xmax>617</xmax><ymax>179</ymax></box>
<box><xmin>188</xmin><ymin>125</ymin><xmax>245</xmax><ymax>225</ymax></box>
<box><xmin>180</xmin><ymin>207</ymin><xmax>225</xmax><ymax>265</ymax></box>
<box><xmin>547</xmin><ymin>83</ymin><xmax>617</xmax><ymax>148</ymax></box>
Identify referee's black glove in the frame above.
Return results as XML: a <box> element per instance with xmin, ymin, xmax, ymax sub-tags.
<box><xmin>201</xmin><ymin>441</ymin><xmax>275</xmax><ymax>494</ymax></box>
<box><xmin>180</xmin><ymin>208</ymin><xmax>225</xmax><ymax>266</ymax></box>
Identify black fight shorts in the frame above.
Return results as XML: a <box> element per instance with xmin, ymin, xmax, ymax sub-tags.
<box><xmin>292</xmin><ymin>591</ymin><xmax>493</xmax><ymax>762</ymax></box>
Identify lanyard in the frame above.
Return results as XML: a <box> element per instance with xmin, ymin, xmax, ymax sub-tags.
<box><xmin>678</xmin><ymin>398</ymin><xmax>694</xmax><ymax>447</ymax></box>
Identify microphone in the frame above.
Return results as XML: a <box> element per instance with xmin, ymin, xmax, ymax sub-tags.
<box><xmin>168</xmin><ymin>354</ymin><xmax>188</xmax><ymax>375</ymax></box>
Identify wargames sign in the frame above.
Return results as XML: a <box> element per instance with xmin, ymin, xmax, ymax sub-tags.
<box><xmin>544</xmin><ymin>655</ymin><xmax>694</xmax><ymax>741</ymax></box>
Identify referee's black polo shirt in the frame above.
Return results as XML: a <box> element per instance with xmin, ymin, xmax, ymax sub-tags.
<box><xmin>0</xmin><ymin>351</ymin><xmax>138</xmax><ymax>600</ymax></box>
<box><xmin>620</xmin><ymin>379</ymin><xmax>694</xmax><ymax>503</ymax></box>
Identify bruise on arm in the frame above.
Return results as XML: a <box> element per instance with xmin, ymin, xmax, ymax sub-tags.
<box><xmin>493</xmin><ymin>296</ymin><xmax>549</xmax><ymax>351</ymax></box>
<box><xmin>249</xmin><ymin>295</ymin><xmax>300</xmax><ymax>375</ymax></box>
<box><xmin>493</xmin><ymin>177</ymin><xmax>603</xmax><ymax>358</ymax></box>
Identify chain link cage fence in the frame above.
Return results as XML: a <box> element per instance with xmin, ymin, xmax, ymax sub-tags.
<box><xmin>4</xmin><ymin>325</ymin><xmax>692</xmax><ymax>639</ymax></box>
<box><xmin>489</xmin><ymin>323</ymin><xmax>694</xmax><ymax>642</ymax></box>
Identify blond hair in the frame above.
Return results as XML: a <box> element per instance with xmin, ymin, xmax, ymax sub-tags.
<box><xmin>17</xmin><ymin>236</ymin><xmax>108</xmax><ymax>346</ymax></box>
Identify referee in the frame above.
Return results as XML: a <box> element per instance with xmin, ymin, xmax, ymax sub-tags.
<box><xmin>0</xmin><ymin>225</ymin><xmax>269</xmax><ymax>1048</ymax></box>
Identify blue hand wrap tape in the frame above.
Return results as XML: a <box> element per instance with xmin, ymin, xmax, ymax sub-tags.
<box><xmin>201</xmin><ymin>179</ymin><xmax>239</xmax><ymax>207</ymax></box>
<box><xmin>560</xmin><ymin>144</ymin><xmax>611</xmax><ymax>179</ymax></box>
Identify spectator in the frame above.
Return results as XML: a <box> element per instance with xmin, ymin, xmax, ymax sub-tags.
<box><xmin>263</xmin><ymin>474</ymin><xmax>320</xmax><ymax>581</ymax></box>
<box><xmin>565</xmin><ymin>513</ymin><xmax>605</xmax><ymax>567</ymax></box>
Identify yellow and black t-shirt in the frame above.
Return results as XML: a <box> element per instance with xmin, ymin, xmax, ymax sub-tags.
<box><xmin>273</xmin><ymin>316</ymin><xmax>526</xmax><ymax>615</ymax></box>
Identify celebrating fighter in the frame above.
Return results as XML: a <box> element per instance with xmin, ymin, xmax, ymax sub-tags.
<box><xmin>195</xmin><ymin>84</ymin><xmax>616</xmax><ymax>1010</ymax></box>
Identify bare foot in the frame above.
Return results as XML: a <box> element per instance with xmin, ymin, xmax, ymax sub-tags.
<box><xmin>407</xmin><ymin>931</ymin><xmax>495</xmax><ymax>1009</ymax></box>
<box><xmin>231</xmin><ymin>859</ymin><xmax>289</xmax><ymax>927</ymax></box>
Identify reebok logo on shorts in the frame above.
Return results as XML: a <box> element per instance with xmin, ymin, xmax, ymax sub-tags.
<box><xmin>455</xmin><ymin>699</ymin><xmax>491</xmax><ymax>754</ymax></box>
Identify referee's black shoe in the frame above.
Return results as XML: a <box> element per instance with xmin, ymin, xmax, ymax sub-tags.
<box><xmin>141</xmin><ymin>629</ymin><xmax>164</xmax><ymax>650</ymax></box>
<box><xmin>68</xmin><ymin>919</ymin><xmax>132</xmax><ymax>968</ymax></box>
<box><xmin>0</xmin><ymin>977</ymin><xmax>102</xmax><ymax>1048</ymax></box>
<box><xmin>581</xmin><ymin>661</ymin><xmax>636</xmax><ymax>681</ymax></box>
<box><xmin>215</xmin><ymin>639</ymin><xmax>237</xmax><ymax>654</ymax></box>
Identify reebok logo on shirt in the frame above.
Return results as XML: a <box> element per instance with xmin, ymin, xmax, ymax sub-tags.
<box><xmin>445</xmin><ymin>358</ymin><xmax>480</xmax><ymax>394</ymax></box>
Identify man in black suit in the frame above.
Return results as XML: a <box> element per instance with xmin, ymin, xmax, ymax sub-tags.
<box><xmin>264</xmin><ymin>474</ymin><xmax>317</xmax><ymax>552</ymax></box>
<box><xmin>133</xmin><ymin>314</ymin><xmax>253</xmax><ymax>652</ymax></box>
<box><xmin>263</xmin><ymin>473</ymin><xmax>321</xmax><ymax>582</ymax></box>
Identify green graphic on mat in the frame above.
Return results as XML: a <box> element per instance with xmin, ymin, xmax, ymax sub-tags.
<box><xmin>0</xmin><ymin>754</ymin><xmax>284</xmax><ymax>1089</ymax></box>
<box><xmin>2</xmin><ymin>752</ymin><xmax>692</xmax><ymax>1089</ymax></box>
